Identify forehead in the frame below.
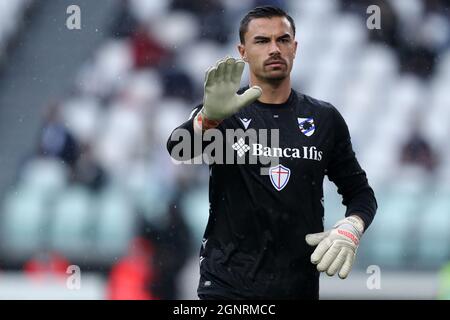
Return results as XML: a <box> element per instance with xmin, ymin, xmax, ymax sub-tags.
<box><xmin>245</xmin><ymin>16</ymin><xmax>294</xmax><ymax>38</ymax></box>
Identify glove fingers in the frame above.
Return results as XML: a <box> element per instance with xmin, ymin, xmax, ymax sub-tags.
<box><xmin>216</xmin><ymin>58</ymin><xmax>227</xmax><ymax>82</ymax></box>
<box><xmin>236</xmin><ymin>86</ymin><xmax>262</xmax><ymax>109</ymax></box>
<box><xmin>305</xmin><ymin>231</ymin><xmax>329</xmax><ymax>246</ymax></box>
<box><xmin>317</xmin><ymin>243</ymin><xmax>340</xmax><ymax>272</ymax></box>
<box><xmin>231</xmin><ymin>59</ymin><xmax>245</xmax><ymax>83</ymax></box>
<box><xmin>326</xmin><ymin>249</ymin><xmax>347</xmax><ymax>276</ymax></box>
<box><xmin>224</xmin><ymin>57</ymin><xmax>235</xmax><ymax>82</ymax></box>
<box><xmin>338</xmin><ymin>249</ymin><xmax>355</xmax><ymax>279</ymax></box>
<box><xmin>205</xmin><ymin>66</ymin><xmax>217</xmax><ymax>85</ymax></box>
<box><xmin>310</xmin><ymin>237</ymin><xmax>332</xmax><ymax>264</ymax></box>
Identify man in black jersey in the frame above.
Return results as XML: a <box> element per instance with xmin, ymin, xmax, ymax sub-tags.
<box><xmin>167</xmin><ymin>6</ymin><xmax>377</xmax><ymax>300</ymax></box>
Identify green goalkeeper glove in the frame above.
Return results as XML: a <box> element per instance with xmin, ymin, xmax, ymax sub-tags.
<box><xmin>195</xmin><ymin>57</ymin><xmax>262</xmax><ymax>131</ymax></box>
<box><xmin>305</xmin><ymin>216</ymin><xmax>365</xmax><ymax>279</ymax></box>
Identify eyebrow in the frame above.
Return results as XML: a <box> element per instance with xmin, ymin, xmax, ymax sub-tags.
<box><xmin>253</xmin><ymin>33</ymin><xmax>292</xmax><ymax>41</ymax></box>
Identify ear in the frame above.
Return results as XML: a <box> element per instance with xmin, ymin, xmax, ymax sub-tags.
<box><xmin>293</xmin><ymin>40</ymin><xmax>298</xmax><ymax>60</ymax></box>
<box><xmin>238</xmin><ymin>44</ymin><xmax>247</xmax><ymax>62</ymax></box>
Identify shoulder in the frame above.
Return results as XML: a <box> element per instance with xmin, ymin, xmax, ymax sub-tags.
<box><xmin>295</xmin><ymin>91</ymin><xmax>349</xmax><ymax>132</ymax></box>
<box><xmin>296</xmin><ymin>91</ymin><xmax>345</xmax><ymax>118</ymax></box>
<box><xmin>297</xmin><ymin>91</ymin><xmax>336</xmax><ymax>112</ymax></box>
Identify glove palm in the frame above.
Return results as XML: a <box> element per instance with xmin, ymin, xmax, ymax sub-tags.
<box><xmin>305</xmin><ymin>216</ymin><xmax>364</xmax><ymax>279</ymax></box>
<box><xmin>201</xmin><ymin>57</ymin><xmax>262</xmax><ymax>121</ymax></box>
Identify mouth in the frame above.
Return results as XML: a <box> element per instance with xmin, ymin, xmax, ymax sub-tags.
<box><xmin>265</xmin><ymin>60</ymin><xmax>286</xmax><ymax>67</ymax></box>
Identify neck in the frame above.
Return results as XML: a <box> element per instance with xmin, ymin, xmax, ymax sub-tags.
<box><xmin>250</xmin><ymin>75</ymin><xmax>292</xmax><ymax>104</ymax></box>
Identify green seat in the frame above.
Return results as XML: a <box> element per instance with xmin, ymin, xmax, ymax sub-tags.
<box><xmin>416</xmin><ymin>194</ymin><xmax>450</xmax><ymax>267</ymax></box>
<box><xmin>95</xmin><ymin>187</ymin><xmax>135</xmax><ymax>260</ymax></box>
<box><xmin>49</xmin><ymin>186</ymin><xmax>93</xmax><ymax>259</ymax></box>
<box><xmin>1</xmin><ymin>186</ymin><xmax>47</xmax><ymax>259</ymax></box>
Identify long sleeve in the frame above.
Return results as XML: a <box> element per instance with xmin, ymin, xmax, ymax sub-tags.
<box><xmin>326</xmin><ymin>106</ymin><xmax>378</xmax><ymax>230</ymax></box>
<box><xmin>166</xmin><ymin>105</ymin><xmax>202</xmax><ymax>161</ymax></box>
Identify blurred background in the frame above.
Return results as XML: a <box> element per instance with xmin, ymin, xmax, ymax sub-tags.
<box><xmin>0</xmin><ymin>0</ymin><xmax>449</xmax><ymax>299</ymax></box>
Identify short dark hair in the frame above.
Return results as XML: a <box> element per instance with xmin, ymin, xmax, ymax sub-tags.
<box><xmin>239</xmin><ymin>6</ymin><xmax>296</xmax><ymax>44</ymax></box>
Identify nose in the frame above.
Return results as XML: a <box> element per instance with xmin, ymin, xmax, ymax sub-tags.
<box><xmin>269</xmin><ymin>40</ymin><xmax>281</xmax><ymax>56</ymax></box>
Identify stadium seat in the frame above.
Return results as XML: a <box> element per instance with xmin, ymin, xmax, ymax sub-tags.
<box><xmin>95</xmin><ymin>187</ymin><xmax>135</xmax><ymax>260</ymax></box>
<box><xmin>368</xmin><ymin>184</ymin><xmax>424</xmax><ymax>268</ymax></box>
<box><xmin>181</xmin><ymin>186</ymin><xmax>209</xmax><ymax>245</ymax></box>
<box><xmin>152</xmin><ymin>98</ymin><xmax>190</xmax><ymax>146</ymax></box>
<box><xmin>177</xmin><ymin>41</ymin><xmax>224</xmax><ymax>88</ymax></box>
<box><xmin>118</xmin><ymin>70</ymin><xmax>163</xmax><ymax>111</ymax></box>
<box><xmin>388</xmin><ymin>0</ymin><xmax>424</xmax><ymax>29</ymax></box>
<box><xmin>151</xmin><ymin>11</ymin><xmax>199</xmax><ymax>49</ymax></box>
<box><xmin>330</xmin><ymin>14</ymin><xmax>367</xmax><ymax>58</ymax></box>
<box><xmin>290</xmin><ymin>0</ymin><xmax>338</xmax><ymax>20</ymax></box>
<box><xmin>62</xmin><ymin>97</ymin><xmax>102</xmax><ymax>145</ymax></box>
<box><xmin>416</xmin><ymin>193</ymin><xmax>450</xmax><ymax>267</ymax></box>
<box><xmin>94</xmin><ymin>105</ymin><xmax>145</xmax><ymax>175</ymax></box>
<box><xmin>123</xmin><ymin>160</ymin><xmax>171</xmax><ymax>222</ymax></box>
<box><xmin>129</xmin><ymin>0</ymin><xmax>169</xmax><ymax>24</ymax></box>
<box><xmin>84</xmin><ymin>40</ymin><xmax>134</xmax><ymax>97</ymax></box>
<box><xmin>323</xmin><ymin>182</ymin><xmax>346</xmax><ymax>229</ymax></box>
<box><xmin>19</xmin><ymin>157</ymin><xmax>69</xmax><ymax>199</ymax></box>
<box><xmin>0</xmin><ymin>1</ymin><xmax>30</xmax><ymax>51</ymax></box>
<box><xmin>357</xmin><ymin>44</ymin><xmax>398</xmax><ymax>89</ymax></box>
<box><xmin>0</xmin><ymin>185</ymin><xmax>46</xmax><ymax>259</ymax></box>
<box><xmin>49</xmin><ymin>186</ymin><xmax>94</xmax><ymax>259</ymax></box>
<box><xmin>437</xmin><ymin>49</ymin><xmax>450</xmax><ymax>79</ymax></box>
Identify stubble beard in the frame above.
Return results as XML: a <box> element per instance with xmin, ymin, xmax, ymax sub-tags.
<box><xmin>258</xmin><ymin>71</ymin><xmax>289</xmax><ymax>85</ymax></box>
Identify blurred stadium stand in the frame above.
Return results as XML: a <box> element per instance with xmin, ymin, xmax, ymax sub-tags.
<box><xmin>0</xmin><ymin>0</ymin><xmax>449</xmax><ymax>299</ymax></box>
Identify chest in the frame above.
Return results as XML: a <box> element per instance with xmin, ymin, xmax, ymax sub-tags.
<box><xmin>228</xmin><ymin>109</ymin><xmax>334</xmax><ymax>167</ymax></box>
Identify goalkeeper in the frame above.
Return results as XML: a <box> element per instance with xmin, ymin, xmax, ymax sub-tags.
<box><xmin>167</xmin><ymin>6</ymin><xmax>377</xmax><ymax>299</ymax></box>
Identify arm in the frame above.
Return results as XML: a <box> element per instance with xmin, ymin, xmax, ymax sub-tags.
<box><xmin>167</xmin><ymin>56</ymin><xmax>261</xmax><ymax>161</ymax></box>
<box><xmin>305</xmin><ymin>105</ymin><xmax>377</xmax><ymax>279</ymax></box>
<box><xmin>325</xmin><ymin>106</ymin><xmax>377</xmax><ymax>230</ymax></box>
<box><xmin>166</xmin><ymin>105</ymin><xmax>203</xmax><ymax>161</ymax></box>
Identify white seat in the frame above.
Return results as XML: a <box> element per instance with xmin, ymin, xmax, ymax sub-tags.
<box><xmin>388</xmin><ymin>0</ymin><xmax>423</xmax><ymax>31</ymax></box>
<box><xmin>80</xmin><ymin>40</ymin><xmax>133</xmax><ymax>97</ymax></box>
<box><xmin>129</xmin><ymin>0</ymin><xmax>169</xmax><ymax>24</ymax></box>
<box><xmin>0</xmin><ymin>1</ymin><xmax>29</xmax><ymax>44</ymax></box>
<box><xmin>49</xmin><ymin>186</ymin><xmax>93</xmax><ymax>258</ymax></box>
<box><xmin>384</xmin><ymin>75</ymin><xmax>427</xmax><ymax>138</ymax></box>
<box><xmin>151</xmin><ymin>11</ymin><xmax>199</xmax><ymax>49</ymax></box>
<box><xmin>429</xmin><ymin>79</ymin><xmax>450</xmax><ymax>119</ymax></box>
<box><xmin>62</xmin><ymin>97</ymin><xmax>101</xmax><ymax>144</ymax></box>
<box><xmin>0</xmin><ymin>186</ymin><xmax>46</xmax><ymax>259</ymax></box>
<box><xmin>368</xmin><ymin>189</ymin><xmax>422</xmax><ymax>267</ymax></box>
<box><xmin>309</xmin><ymin>52</ymin><xmax>349</xmax><ymax>106</ymax></box>
<box><xmin>124</xmin><ymin>160</ymin><xmax>171</xmax><ymax>222</ymax></box>
<box><xmin>153</xmin><ymin>98</ymin><xmax>190</xmax><ymax>145</ymax></box>
<box><xmin>416</xmin><ymin>194</ymin><xmax>450</xmax><ymax>266</ymax></box>
<box><xmin>323</xmin><ymin>181</ymin><xmax>346</xmax><ymax>229</ymax></box>
<box><xmin>421</xmin><ymin>106</ymin><xmax>449</xmax><ymax>151</ymax></box>
<box><xmin>177</xmin><ymin>41</ymin><xmax>223</xmax><ymax>88</ymax></box>
<box><xmin>436</xmin><ymin>49</ymin><xmax>450</xmax><ymax>79</ymax></box>
<box><xmin>95</xmin><ymin>187</ymin><xmax>135</xmax><ymax>259</ymax></box>
<box><xmin>330</xmin><ymin>14</ymin><xmax>367</xmax><ymax>58</ymax></box>
<box><xmin>117</xmin><ymin>70</ymin><xmax>163</xmax><ymax>112</ymax></box>
<box><xmin>94</xmin><ymin>104</ymin><xmax>145</xmax><ymax>175</ymax></box>
<box><xmin>356</xmin><ymin>44</ymin><xmax>398</xmax><ymax>89</ymax></box>
<box><xmin>181</xmin><ymin>186</ymin><xmax>210</xmax><ymax>245</ymax></box>
<box><xmin>290</xmin><ymin>0</ymin><xmax>338</xmax><ymax>20</ymax></box>
<box><xmin>19</xmin><ymin>157</ymin><xmax>69</xmax><ymax>199</ymax></box>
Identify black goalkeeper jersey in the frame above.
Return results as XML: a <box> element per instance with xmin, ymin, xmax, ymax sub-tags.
<box><xmin>167</xmin><ymin>89</ymin><xmax>377</xmax><ymax>299</ymax></box>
